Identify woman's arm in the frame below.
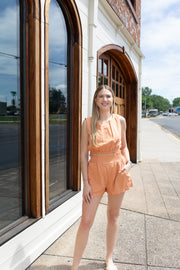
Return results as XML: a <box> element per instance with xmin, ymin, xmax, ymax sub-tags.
<box><xmin>81</xmin><ymin>119</ymin><xmax>92</xmax><ymax>203</ymax></box>
<box><xmin>119</xmin><ymin>116</ymin><xmax>132</xmax><ymax>172</ymax></box>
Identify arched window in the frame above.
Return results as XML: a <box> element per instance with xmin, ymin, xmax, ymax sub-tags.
<box><xmin>0</xmin><ymin>0</ymin><xmax>26</xmax><ymax>230</ymax></box>
<box><xmin>45</xmin><ymin>0</ymin><xmax>82</xmax><ymax>211</ymax></box>
<box><xmin>48</xmin><ymin>0</ymin><xmax>70</xmax><ymax>203</ymax></box>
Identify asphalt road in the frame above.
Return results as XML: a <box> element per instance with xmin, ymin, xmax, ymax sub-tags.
<box><xmin>150</xmin><ymin>115</ymin><xmax>180</xmax><ymax>139</ymax></box>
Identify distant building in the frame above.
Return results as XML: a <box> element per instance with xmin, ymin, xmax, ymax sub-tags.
<box><xmin>0</xmin><ymin>102</ymin><xmax>6</xmax><ymax>116</ymax></box>
<box><xmin>0</xmin><ymin>1</ymin><xmax>143</xmax><ymax>269</ymax></box>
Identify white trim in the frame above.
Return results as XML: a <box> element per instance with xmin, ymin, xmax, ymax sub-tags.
<box><xmin>88</xmin><ymin>0</ymin><xmax>98</xmax><ymax>115</ymax></box>
<box><xmin>137</xmin><ymin>58</ymin><xmax>143</xmax><ymax>162</ymax></box>
<box><xmin>0</xmin><ymin>192</ymin><xmax>82</xmax><ymax>270</ymax></box>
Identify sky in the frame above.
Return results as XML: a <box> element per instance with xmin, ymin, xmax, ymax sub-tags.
<box><xmin>141</xmin><ymin>0</ymin><xmax>180</xmax><ymax>103</ymax></box>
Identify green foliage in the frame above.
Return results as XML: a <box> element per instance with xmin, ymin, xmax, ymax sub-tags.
<box><xmin>142</xmin><ymin>87</ymin><xmax>152</xmax><ymax>96</ymax></box>
<box><xmin>142</xmin><ymin>87</ymin><xmax>171</xmax><ymax>111</ymax></box>
<box><xmin>173</xmin><ymin>97</ymin><xmax>180</xmax><ymax>107</ymax></box>
<box><xmin>150</xmin><ymin>95</ymin><xmax>170</xmax><ymax>111</ymax></box>
<box><xmin>142</xmin><ymin>87</ymin><xmax>153</xmax><ymax>110</ymax></box>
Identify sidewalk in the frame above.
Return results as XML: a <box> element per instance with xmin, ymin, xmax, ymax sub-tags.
<box><xmin>28</xmin><ymin>119</ymin><xmax>180</xmax><ymax>270</ymax></box>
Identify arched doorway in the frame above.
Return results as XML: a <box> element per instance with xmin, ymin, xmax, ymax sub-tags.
<box><xmin>97</xmin><ymin>45</ymin><xmax>138</xmax><ymax>162</ymax></box>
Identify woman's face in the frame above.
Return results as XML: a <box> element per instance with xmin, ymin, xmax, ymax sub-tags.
<box><xmin>95</xmin><ymin>88</ymin><xmax>113</xmax><ymax>112</ymax></box>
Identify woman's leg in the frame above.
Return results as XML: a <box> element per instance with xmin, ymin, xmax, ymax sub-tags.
<box><xmin>106</xmin><ymin>192</ymin><xmax>125</xmax><ymax>267</ymax></box>
<box><xmin>71</xmin><ymin>195</ymin><xmax>102</xmax><ymax>270</ymax></box>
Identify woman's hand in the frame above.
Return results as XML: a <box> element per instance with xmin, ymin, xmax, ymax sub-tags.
<box><xmin>83</xmin><ymin>182</ymin><xmax>93</xmax><ymax>204</ymax></box>
<box><xmin>118</xmin><ymin>161</ymin><xmax>132</xmax><ymax>173</ymax></box>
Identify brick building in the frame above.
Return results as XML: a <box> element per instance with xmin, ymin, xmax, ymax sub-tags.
<box><xmin>0</xmin><ymin>0</ymin><xmax>143</xmax><ymax>269</ymax></box>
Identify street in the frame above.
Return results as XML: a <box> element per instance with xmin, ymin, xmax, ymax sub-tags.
<box><xmin>150</xmin><ymin>115</ymin><xmax>180</xmax><ymax>138</ymax></box>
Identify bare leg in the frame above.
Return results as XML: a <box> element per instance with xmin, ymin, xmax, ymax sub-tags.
<box><xmin>71</xmin><ymin>195</ymin><xmax>102</xmax><ymax>270</ymax></box>
<box><xmin>106</xmin><ymin>192</ymin><xmax>125</xmax><ymax>268</ymax></box>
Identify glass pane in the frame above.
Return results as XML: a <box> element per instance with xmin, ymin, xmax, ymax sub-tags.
<box><xmin>0</xmin><ymin>0</ymin><xmax>19</xmax><ymax>56</ymax></box>
<box><xmin>0</xmin><ymin>1</ymin><xmax>23</xmax><ymax>230</ymax></box>
<box><xmin>98</xmin><ymin>76</ymin><xmax>103</xmax><ymax>86</ymax></box>
<box><xmin>112</xmin><ymin>82</ymin><xmax>115</xmax><ymax>91</ymax></box>
<box><xmin>120</xmin><ymin>85</ymin><xmax>122</xmax><ymax>98</ymax></box>
<box><xmin>116</xmin><ymin>71</ymin><xmax>119</xmax><ymax>82</ymax></box>
<box><xmin>98</xmin><ymin>59</ymin><xmax>102</xmax><ymax>74</ymax></box>
<box><xmin>112</xmin><ymin>66</ymin><xmax>115</xmax><ymax>80</ymax></box>
<box><xmin>49</xmin><ymin>1</ymin><xmax>67</xmax><ymax>65</ymax></box>
<box><xmin>104</xmin><ymin>77</ymin><xmax>108</xmax><ymax>85</ymax></box>
<box><xmin>49</xmin><ymin>0</ymin><xmax>68</xmax><ymax>201</ymax></box>
<box><xmin>116</xmin><ymin>84</ymin><xmax>119</xmax><ymax>97</ymax></box>
<box><xmin>103</xmin><ymin>59</ymin><xmax>108</xmax><ymax>76</ymax></box>
<box><xmin>122</xmin><ymin>87</ymin><xmax>124</xmax><ymax>99</ymax></box>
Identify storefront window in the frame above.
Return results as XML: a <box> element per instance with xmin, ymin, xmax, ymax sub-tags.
<box><xmin>49</xmin><ymin>0</ymin><xmax>70</xmax><ymax>201</ymax></box>
<box><xmin>0</xmin><ymin>0</ymin><xmax>25</xmax><ymax>230</ymax></box>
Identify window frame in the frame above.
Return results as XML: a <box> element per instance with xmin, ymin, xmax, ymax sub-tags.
<box><xmin>0</xmin><ymin>0</ymin><xmax>41</xmax><ymax>245</ymax></box>
<box><xmin>0</xmin><ymin>0</ymin><xmax>82</xmax><ymax>244</ymax></box>
<box><xmin>44</xmin><ymin>0</ymin><xmax>82</xmax><ymax>213</ymax></box>
<box><xmin>126</xmin><ymin>0</ymin><xmax>138</xmax><ymax>23</ymax></box>
<box><xmin>48</xmin><ymin>0</ymin><xmax>72</xmax><ymax>206</ymax></box>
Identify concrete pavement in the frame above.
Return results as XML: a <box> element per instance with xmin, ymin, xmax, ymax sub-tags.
<box><xmin>28</xmin><ymin>118</ymin><xmax>180</xmax><ymax>270</ymax></box>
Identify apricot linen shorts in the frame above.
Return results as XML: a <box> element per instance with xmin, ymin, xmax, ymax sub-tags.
<box><xmin>88</xmin><ymin>152</ymin><xmax>133</xmax><ymax>196</ymax></box>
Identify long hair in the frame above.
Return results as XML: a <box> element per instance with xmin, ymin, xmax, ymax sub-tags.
<box><xmin>91</xmin><ymin>85</ymin><xmax>115</xmax><ymax>146</ymax></box>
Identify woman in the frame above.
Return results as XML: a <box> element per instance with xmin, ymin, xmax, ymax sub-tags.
<box><xmin>72</xmin><ymin>85</ymin><xmax>133</xmax><ymax>270</ymax></box>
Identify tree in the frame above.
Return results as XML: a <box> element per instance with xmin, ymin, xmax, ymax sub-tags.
<box><xmin>150</xmin><ymin>95</ymin><xmax>170</xmax><ymax>112</ymax></box>
<box><xmin>49</xmin><ymin>87</ymin><xmax>66</xmax><ymax>114</ymax></box>
<box><xmin>173</xmin><ymin>97</ymin><xmax>180</xmax><ymax>107</ymax></box>
<box><xmin>142</xmin><ymin>87</ymin><xmax>153</xmax><ymax>110</ymax></box>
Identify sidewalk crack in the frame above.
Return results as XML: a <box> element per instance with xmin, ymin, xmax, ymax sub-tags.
<box><xmin>150</xmin><ymin>162</ymin><xmax>170</xmax><ymax>219</ymax></box>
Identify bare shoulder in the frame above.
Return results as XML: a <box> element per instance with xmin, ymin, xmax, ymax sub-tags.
<box><xmin>115</xmin><ymin>114</ymin><xmax>126</xmax><ymax>123</ymax></box>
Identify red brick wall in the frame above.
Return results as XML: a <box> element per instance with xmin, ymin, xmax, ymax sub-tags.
<box><xmin>106</xmin><ymin>0</ymin><xmax>141</xmax><ymax>47</ymax></box>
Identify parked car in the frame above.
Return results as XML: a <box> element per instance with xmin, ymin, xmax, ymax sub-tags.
<box><xmin>162</xmin><ymin>112</ymin><xmax>169</xmax><ymax>116</ymax></box>
<box><xmin>162</xmin><ymin>112</ymin><xmax>178</xmax><ymax>116</ymax></box>
<box><xmin>168</xmin><ymin>112</ymin><xmax>178</xmax><ymax>116</ymax></box>
<box><xmin>148</xmin><ymin>109</ymin><xmax>158</xmax><ymax>117</ymax></box>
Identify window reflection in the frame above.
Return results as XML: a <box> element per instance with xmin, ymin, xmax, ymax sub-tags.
<box><xmin>103</xmin><ymin>60</ymin><xmax>108</xmax><ymax>76</ymax></box>
<box><xmin>0</xmin><ymin>0</ymin><xmax>23</xmax><ymax>230</ymax></box>
<box><xmin>0</xmin><ymin>0</ymin><xmax>19</xmax><ymax>56</ymax></box>
<box><xmin>49</xmin><ymin>0</ymin><xmax>69</xmax><ymax>201</ymax></box>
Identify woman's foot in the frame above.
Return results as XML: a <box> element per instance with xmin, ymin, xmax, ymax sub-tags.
<box><xmin>105</xmin><ymin>260</ymin><xmax>117</xmax><ymax>270</ymax></box>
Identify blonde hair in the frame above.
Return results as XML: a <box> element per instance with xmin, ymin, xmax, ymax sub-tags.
<box><xmin>91</xmin><ymin>85</ymin><xmax>115</xmax><ymax>146</ymax></box>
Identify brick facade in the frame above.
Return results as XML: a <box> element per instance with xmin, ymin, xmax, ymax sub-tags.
<box><xmin>106</xmin><ymin>0</ymin><xmax>141</xmax><ymax>46</ymax></box>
